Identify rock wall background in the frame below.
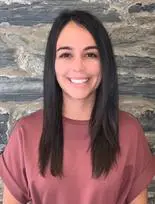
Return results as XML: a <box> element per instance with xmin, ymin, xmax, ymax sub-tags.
<box><xmin>0</xmin><ymin>0</ymin><xmax>155</xmax><ymax>203</ymax></box>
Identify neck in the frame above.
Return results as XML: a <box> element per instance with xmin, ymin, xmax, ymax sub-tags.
<box><xmin>63</xmin><ymin>95</ymin><xmax>95</xmax><ymax>121</ymax></box>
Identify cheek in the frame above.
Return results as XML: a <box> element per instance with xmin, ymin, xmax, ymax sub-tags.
<box><xmin>86</xmin><ymin>61</ymin><xmax>101</xmax><ymax>77</ymax></box>
<box><xmin>55</xmin><ymin>60</ymin><xmax>68</xmax><ymax>77</ymax></box>
<box><xmin>89</xmin><ymin>62</ymin><xmax>102</xmax><ymax>86</ymax></box>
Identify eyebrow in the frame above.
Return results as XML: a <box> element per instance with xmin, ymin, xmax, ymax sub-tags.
<box><xmin>84</xmin><ymin>46</ymin><xmax>98</xmax><ymax>51</ymax></box>
<box><xmin>56</xmin><ymin>46</ymin><xmax>98</xmax><ymax>52</ymax></box>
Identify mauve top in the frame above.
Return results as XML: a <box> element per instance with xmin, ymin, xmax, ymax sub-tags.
<box><xmin>0</xmin><ymin>110</ymin><xmax>154</xmax><ymax>204</ymax></box>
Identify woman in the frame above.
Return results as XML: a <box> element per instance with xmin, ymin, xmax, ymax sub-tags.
<box><xmin>0</xmin><ymin>10</ymin><xmax>154</xmax><ymax>204</ymax></box>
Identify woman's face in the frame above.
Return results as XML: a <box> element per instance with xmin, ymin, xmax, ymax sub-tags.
<box><xmin>55</xmin><ymin>21</ymin><xmax>101</xmax><ymax>101</ymax></box>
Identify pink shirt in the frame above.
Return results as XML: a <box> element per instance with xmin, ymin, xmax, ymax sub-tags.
<box><xmin>0</xmin><ymin>110</ymin><xmax>155</xmax><ymax>204</ymax></box>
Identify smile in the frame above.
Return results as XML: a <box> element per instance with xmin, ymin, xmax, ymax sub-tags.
<box><xmin>69</xmin><ymin>78</ymin><xmax>89</xmax><ymax>84</ymax></box>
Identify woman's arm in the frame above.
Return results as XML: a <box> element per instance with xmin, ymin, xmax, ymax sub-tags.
<box><xmin>3</xmin><ymin>185</ymin><xmax>21</xmax><ymax>204</ymax></box>
<box><xmin>130</xmin><ymin>189</ymin><xmax>148</xmax><ymax>204</ymax></box>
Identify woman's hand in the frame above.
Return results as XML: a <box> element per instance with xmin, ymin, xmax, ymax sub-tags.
<box><xmin>3</xmin><ymin>185</ymin><xmax>21</xmax><ymax>204</ymax></box>
<box><xmin>130</xmin><ymin>189</ymin><xmax>148</xmax><ymax>204</ymax></box>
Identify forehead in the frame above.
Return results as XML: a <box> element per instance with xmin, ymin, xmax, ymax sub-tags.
<box><xmin>56</xmin><ymin>21</ymin><xmax>96</xmax><ymax>48</ymax></box>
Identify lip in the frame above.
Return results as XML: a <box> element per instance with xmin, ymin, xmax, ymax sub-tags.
<box><xmin>67</xmin><ymin>77</ymin><xmax>89</xmax><ymax>79</ymax></box>
<box><xmin>67</xmin><ymin>77</ymin><xmax>89</xmax><ymax>85</ymax></box>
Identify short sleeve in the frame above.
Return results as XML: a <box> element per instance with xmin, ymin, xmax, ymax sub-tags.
<box><xmin>0</xmin><ymin>120</ymin><xmax>31</xmax><ymax>203</ymax></box>
<box><xmin>127</xmin><ymin>120</ymin><xmax>155</xmax><ymax>203</ymax></box>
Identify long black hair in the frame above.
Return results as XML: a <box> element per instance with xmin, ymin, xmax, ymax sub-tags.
<box><xmin>39</xmin><ymin>9</ymin><xmax>120</xmax><ymax>179</ymax></box>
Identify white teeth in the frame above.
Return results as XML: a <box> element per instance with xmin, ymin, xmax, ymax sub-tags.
<box><xmin>70</xmin><ymin>78</ymin><xmax>88</xmax><ymax>84</ymax></box>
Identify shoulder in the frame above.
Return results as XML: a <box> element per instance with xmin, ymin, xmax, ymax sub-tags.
<box><xmin>10</xmin><ymin>109</ymin><xmax>43</xmax><ymax>145</ymax></box>
<box><xmin>119</xmin><ymin>110</ymin><xmax>142</xmax><ymax>134</ymax></box>
<box><xmin>17</xmin><ymin>109</ymin><xmax>43</xmax><ymax>129</ymax></box>
<box><xmin>118</xmin><ymin>111</ymin><xmax>154</xmax><ymax>203</ymax></box>
<box><xmin>119</xmin><ymin>110</ymin><xmax>139</xmax><ymax>125</ymax></box>
<box><xmin>118</xmin><ymin>110</ymin><xmax>146</xmax><ymax>150</ymax></box>
<box><xmin>118</xmin><ymin>110</ymin><xmax>153</xmax><ymax>168</ymax></box>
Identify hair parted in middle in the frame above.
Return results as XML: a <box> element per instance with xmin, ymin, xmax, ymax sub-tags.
<box><xmin>39</xmin><ymin>9</ymin><xmax>120</xmax><ymax>179</ymax></box>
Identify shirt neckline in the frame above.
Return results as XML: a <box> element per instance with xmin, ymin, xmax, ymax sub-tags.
<box><xmin>63</xmin><ymin>116</ymin><xmax>89</xmax><ymax>125</ymax></box>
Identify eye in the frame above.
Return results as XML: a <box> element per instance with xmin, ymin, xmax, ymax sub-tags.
<box><xmin>58</xmin><ymin>53</ymin><xmax>72</xmax><ymax>58</ymax></box>
<box><xmin>85</xmin><ymin>52</ymin><xmax>98</xmax><ymax>58</ymax></box>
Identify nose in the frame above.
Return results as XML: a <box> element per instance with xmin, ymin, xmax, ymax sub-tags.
<box><xmin>72</xmin><ymin>56</ymin><xmax>85</xmax><ymax>72</ymax></box>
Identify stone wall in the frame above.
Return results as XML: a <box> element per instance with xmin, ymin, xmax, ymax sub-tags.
<box><xmin>0</xmin><ymin>0</ymin><xmax>155</xmax><ymax>203</ymax></box>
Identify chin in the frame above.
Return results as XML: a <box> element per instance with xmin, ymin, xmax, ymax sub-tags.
<box><xmin>65</xmin><ymin>91</ymin><xmax>95</xmax><ymax>101</ymax></box>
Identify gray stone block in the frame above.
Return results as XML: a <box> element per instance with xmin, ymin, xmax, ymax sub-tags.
<box><xmin>0</xmin><ymin>113</ymin><xmax>9</xmax><ymax>151</ymax></box>
<box><xmin>0</xmin><ymin>77</ymin><xmax>43</xmax><ymax>102</ymax></box>
<box><xmin>119</xmin><ymin>76</ymin><xmax>155</xmax><ymax>99</ymax></box>
<box><xmin>128</xmin><ymin>3</ymin><xmax>143</xmax><ymax>13</ymax></box>
<box><xmin>139</xmin><ymin>110</ymin><xmax>155</xmax><ymax>132</ymax></box>
<box><xmin>128</xmin><ymin>3</ymin><xmax>155</xmax><ymax>13</ymax></box>
<box><xmin>0</xmin><ymin>38</ymin><xmax>16</xmax><ymax>68</ymax></box>
<box><xmin>0</xmin><ymin>49</ymin><xmax>16</xmax><ymax>68</ymax></box>
<box><xmin>0</xmin><ymin>1</ymin><xmax>122</xmax><ymax>26</ymax></box>
<box><xmin>142</xmin><ymin>3</ymin><xmax>155</xmax><ymax>12</ymax></box>
<box><xmin>116</xmin><ymin>56</ymin><xmax>155</xmax><ymax>75</ymax></box>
